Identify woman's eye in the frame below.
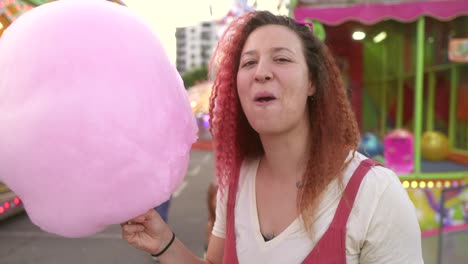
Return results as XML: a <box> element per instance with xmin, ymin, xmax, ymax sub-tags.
<box><xmin>241</xmin><ymin>60</ymin><xmax>256</xmax><ymax>67</ymax></box>
<box><xmin>275</xmin><ymin>57</ymin><xmax>291</xmax><ymax>63</ymax></box>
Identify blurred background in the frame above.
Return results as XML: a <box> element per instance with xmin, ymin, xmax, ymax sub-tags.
<box><xmin>0</xmin><ymin>0</ymin><xmax>467</xmax><ymax>263</ymax></box>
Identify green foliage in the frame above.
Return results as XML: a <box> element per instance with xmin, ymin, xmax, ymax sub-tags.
<box><xmin>181</xmin><ymin>66</ymin><xmax>208</xmax><ymax>89</ymax></box>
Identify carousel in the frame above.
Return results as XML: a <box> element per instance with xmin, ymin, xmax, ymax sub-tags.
<box><xmin>292</xmin><ymin>0</ymin><xmax>468</xmax><ymax>261</ymax></box>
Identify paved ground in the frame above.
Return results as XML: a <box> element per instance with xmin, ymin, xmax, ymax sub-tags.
<box><xmin>422</xmin><ymin>229</ymin><xmax>468</xmax><ymax>264</ymax></box>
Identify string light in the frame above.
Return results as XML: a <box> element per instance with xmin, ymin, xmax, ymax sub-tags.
<box><xmin>444</xmin><ymin>181</ymin><xmax>451</xmax><ymax>188</ymax></box>
<box><xmin>352</xmin><ymin>31</ymin><xmax>366</xmax><ymax>40</ymax></box>
<box><xmin>427</xmin><ymin>181</ymin><xmax>434</xmax><ymax>188</ymax></box>
<box><xmin>402</xmin><ymin>181</ymin><xmax>410</xmax><ymax>188</ymax></box>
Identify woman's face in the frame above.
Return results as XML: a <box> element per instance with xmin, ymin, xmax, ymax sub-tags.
<box><xmin>236</xmin><ymin>24</ymin><xmax>315</xmax><ymax>136</ymax></box>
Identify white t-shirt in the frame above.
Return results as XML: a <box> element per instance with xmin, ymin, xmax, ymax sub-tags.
<box><xmin>212</xmin><ymin>152</ymin><xmax>424</xmax><ymax>264</ymax></box>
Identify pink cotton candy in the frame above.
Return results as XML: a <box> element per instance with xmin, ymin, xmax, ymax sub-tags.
<box><xmin>0</xmin><ymin>0</ymin><xmax>197</xmax><ymax>237</ymax></box>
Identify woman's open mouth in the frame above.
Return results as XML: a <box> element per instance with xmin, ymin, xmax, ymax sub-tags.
<box><xmin>254</xmin><ymin>92</ymin><xmax>276</xmax><ymax>106</ymax></box>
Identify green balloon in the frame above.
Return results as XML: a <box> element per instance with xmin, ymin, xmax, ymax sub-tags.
<box><xmin>312</xmin><ymin>21</ymin><xmax>326</xmax><ymax>41</ymax></box>
<box><xmin>305</xmin><ymin>20</ymin><xmax>326</xmax><ymax>41</ymax></box>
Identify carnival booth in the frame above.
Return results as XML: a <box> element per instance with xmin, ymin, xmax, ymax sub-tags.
<box><xmin>0</xmin><ymin>0</ymin><xmax>35</xmax><ymax>38</ymax></box>
<box><xmin>293</xmin><ymin>0</ymin><xmax>468</xmax><ymax>236</ymax></box>
<box><xmin>0</xmin><ymin>0</ymin><xmax>125</xmax><ymax>38</ymax></box>
<box><xmin>187</xmin><ymin>81</ymin><xmax>213</xmax><ymax>142</ymax></box>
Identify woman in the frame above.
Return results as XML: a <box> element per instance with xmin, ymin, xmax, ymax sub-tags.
<box><xmin>121</xmin><ymin>11</ymin><xmax>423</xmax><ymax>263</ymax></box>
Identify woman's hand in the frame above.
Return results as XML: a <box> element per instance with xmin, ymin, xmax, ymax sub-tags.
<box><xmin>121</xmin><ymin>209</ymin><xmax>173</xmax><ymax>255</ymax></box>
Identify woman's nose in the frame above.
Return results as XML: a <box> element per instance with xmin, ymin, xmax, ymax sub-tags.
<box><xmin>254</xmin><ymin>61</ymin><xmax>273</xmax><ymax>83</ymax></box>
<box><xmin>255</xmin><ymin>74</ymin><xmax>272</xmax><ymax>82</ymax></box>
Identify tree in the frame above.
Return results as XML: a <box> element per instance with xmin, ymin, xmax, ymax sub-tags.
<box><xmin>181</xmin><ymin>66</ymin><xmax>208</xmax><ymax>89</ymax></box>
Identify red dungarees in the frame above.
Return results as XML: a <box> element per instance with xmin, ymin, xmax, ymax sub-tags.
<box><xmin>223</xmin><ymin>159</ymin><xmax>380</xmax><ymax>264</ymax></box>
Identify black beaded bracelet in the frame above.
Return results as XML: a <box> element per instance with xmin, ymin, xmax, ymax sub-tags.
<box><xmin>152</xmin><ymin>231</ymin><xmax>176</xmax><ymax>258</ymax></box>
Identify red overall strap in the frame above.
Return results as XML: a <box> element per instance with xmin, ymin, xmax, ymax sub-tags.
<box><xmin>302</xmin><ymin>159</ymin><xmax>381</xmax><ymax>264</ymax></box>
<box><xmin>223</xmin><ymin>161</ymin><xmax>241</xmax><ymax>264</ymax></box>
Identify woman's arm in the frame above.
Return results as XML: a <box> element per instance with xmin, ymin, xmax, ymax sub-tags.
<box><xmin>204</xmin><ymin>235</ymin><xmax>225</xmax><ymax>264</ymax></box>
<box><xmin>359</xmin><ymin>172</ymin><xmax>424</xmax><ymax>264</ymax></box>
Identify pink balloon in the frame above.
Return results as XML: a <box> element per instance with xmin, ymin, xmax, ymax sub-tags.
<box><xmin>0</xmin><ymin>0</ymin><xmax>197</xmax><ymax>237</ymax></box>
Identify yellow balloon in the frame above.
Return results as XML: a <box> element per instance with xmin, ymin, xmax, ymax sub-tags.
<box><xmin>421</xmin><ymin>131</ymin><xmax>450</xmax><ymax>161</ymax></box>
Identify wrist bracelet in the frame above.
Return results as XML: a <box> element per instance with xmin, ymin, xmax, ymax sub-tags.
<box><xmin>152</xmin><ymin>231</ymin><xmax>176</xmax><ymax>257</ymax></box>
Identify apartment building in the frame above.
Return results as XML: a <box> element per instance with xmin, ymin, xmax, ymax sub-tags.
<box><xmin>175</xmin><ymin>21</ymin><xmax>224</xmax><ymax>74</ymax></box>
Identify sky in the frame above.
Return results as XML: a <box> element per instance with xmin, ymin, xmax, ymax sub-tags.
<box><xmin>122</xmin><ymin>0</ymin><xmax>235</xmax><ymax>64</ymax></box>
<box><xmin>122</xmin><ymin>0</ymin><xmax>287</xmax><ymax>64</ymax></box>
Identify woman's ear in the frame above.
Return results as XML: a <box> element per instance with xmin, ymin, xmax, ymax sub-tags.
<box><xmin>307</xmin><ymin>83</ymin><xmax>316</xmax><ymax>96</ymax></box>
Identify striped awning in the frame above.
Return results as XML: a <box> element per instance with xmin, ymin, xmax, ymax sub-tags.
<box><xmin>294</xmin><ymin>0</ymin><xmax>468</xmax><ymax>25</ymax></box>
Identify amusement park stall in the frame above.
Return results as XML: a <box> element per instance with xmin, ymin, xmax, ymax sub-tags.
<box><xmin>1</xmin><ymin>0</ymin><xmax>124</xmax><ymax>36</ymax></box>
<box><xmin>293</xmin><ymin>0</ymin><xmax>468</xmax><ymax>235</ymax></box>
<box><xmin>0</xmin><ymin>0</ymin><xmax>34</xmax><ymax>38</ymax></box>
<box><xmin>187</xmin><ymin>81</ymin><xmax>213</xmax><ymax>144</ymax></box>
<box><xmin>0</xmin><ymin>0</ymin><xmax>126</xmax><ymax>38</ymax></box>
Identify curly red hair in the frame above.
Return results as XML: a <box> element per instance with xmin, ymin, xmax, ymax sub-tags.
<box><xmin>209</xmin><ymin>11</ymin><xmax>359</xmax><ymax>230</ymax></box>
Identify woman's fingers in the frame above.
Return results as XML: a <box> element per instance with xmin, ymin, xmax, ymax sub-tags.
<box><xmin>120</xmin><ymin>208</ymin><xmax>157</xmax><ymax>228</ymax></box>
<box><xmin>121</xmin><ymin>223</ymin><xmax>145</xmax><ymax>238</ymax></box>
<box><xmin>120</xmin><ymin>221</ymin><xmax>131</xmax><ymax>227</ymax></box>
<box><xmin>121</xmin><ymin>214</ymin><xmax>148</xmax><ymax>226</ymax></box>
<box><xmin>120</xmin><ymin>209</ymin><xmax>164</xmax><ymax>244</ymax></box>
<box><xmin>143</xmin><ymin>208</ymin><xmax>159</xmax><ymax>220</ymax></box>
<box><xmin>131</xmin><ymin>215</ymin><xmax>147</xmax><ymax>223</ymax></box>
<box><xmin>124</xmin><ymin>223</ymin><xmax>145</xmax><ymax>233</ymax></box>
